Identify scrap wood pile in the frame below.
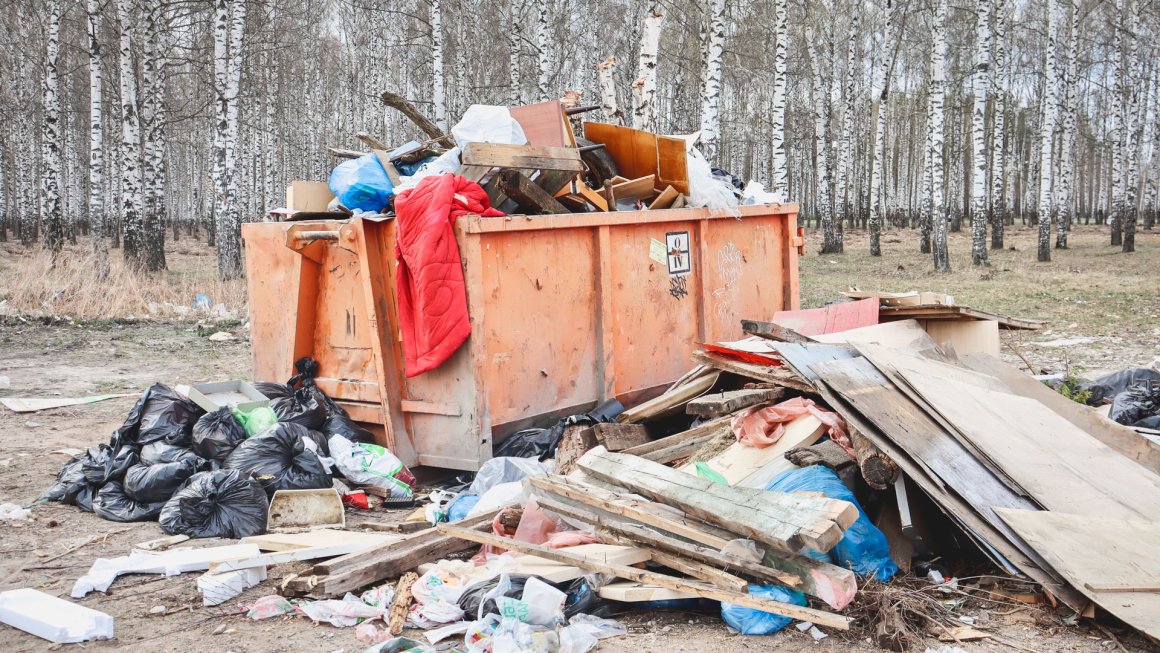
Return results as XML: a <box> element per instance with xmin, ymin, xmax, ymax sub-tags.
<box><xmin>278</xmin><ymin>94</ymin><xmax>773</xmax><ymax>222</ymax></box>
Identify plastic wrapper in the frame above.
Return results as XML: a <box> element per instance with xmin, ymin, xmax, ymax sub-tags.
<box><xmin>731</xmin><ymin>397</ymin><xmax>852</xmax><ymax>454</ymax></box>
<box><xmin>458</xmin><ymin>574</ymin><xmax>596</xmax><ymax>621</ymax></box>
<box><xmin>123</xmin><ymin>459</ymin><xmax>200</xmax><ymax>503</ymax></box>
<box><xmin>125</xmin><ymin>383</ymin><xmax>204</xmax><ymax>447</ymax></box>
<box><xmin>140</xmin><ymin>441</ymin><xmax>201</xmax><ymax>466</ymax></box>
<box><xmin>559</xmin><ymin>614</ymin><xmax>626</xmax><ymax>653</ymax></box>
<box><xmin>270</xmin><ymin>388</ymin><xmax>328</xmax><ymax>431</ymax></box>
<box><xmin>192</xmin><ymin>407</ymin><xmax>248</xmax><ymax>460</ymax></box>
<box><xmin>296</xmin><ymin>592</ymin><xmax>386</xmax><ymax>627</ymax></box>
<box><xmin>412</xmin><ymin>564</ymin><xmax>473</xmax><ymax>606</ymax></box>
<box><xmin>686</xmin><ymin>148</ymin><xmax>741</xmax><ymax>215</ymax></box>
<box><xmin>92</xmin><ymin>481</ymin><xmax>167</xmax><ymax>522</ymax></box>
<box><xmin>246</xmin><ymin>595</ymin><xmax>296</xmax><ymax>620</ymax></box>
<box><xmin>406</xmin><ymin>600</ymin><xmax>465</xmax><ymax>629</ymax></box>
<box><xmin>740</xmin><ymin>180</ymin><xmax>785</xmax><ymax>205</ymax></box>
<box><xmin>764</xmin><ymin>466</ymin><xmax>898</xmax><ymax>579</ymax></box>
<box><xmin>464</xmin><ymin>614</ymin><xmax>502</xmax><ymax>653</ymax></box>
<box><xmin>159</xmin><ymin>469</ymin><xmax>269</xmax><ymax>539</ymax></box>
<box><xmin>468</xmin><ymin>457</ymin><xmax>552</xmax><ymax>495</ymax></box>
<box><xmin>446</xmin><ymin>493</ymin><xmax>480</xmax><ymax>521</ymax></box>
<box><xmin>235</xmin><ymin>406</ymin><xmax>279</xmax><ymax>437</ymax></box>
<box><xmin>222</xmin><ymin>423</ymin><xmax>332</xmax><ymax>496</ymax></box>
<box><xmin>451</xmin><ymin>105</ymin><xmax>528</xmax><ymax>149</ymax></box>
<box><xmin>360</xmin><ymin>584</ymin><xmax>396</xmax><ymax>609</ymax></box>
<box><xmin>329</xmin><ymin>154</ymin><xmax>394</xmax><ymax>212</ymax></box>
<box><xmin>1106</xmin><ymin>374</ymin><xmax>1160</xmax><ymax>428</ymax></box>
<box><xmin>721</xmin><ymin>584</ymin><xmax>806</xmax><ymax>635</ymax></box>
<box><xmin>511</xmin><ymin>577</ymin><xmax>566</xmax><ymax>626</ymax></box>
<box><xmin>363</xmin><ymin>636</ymin><xmax>435</xmax><ymax>653</ymax></box>
<box><xmin>468</xmin><ymin>481</ymin><xmax>526</xmax><ymax>518</ymax></box>
<box><xmin>492</xmin><ymin>617</ymin><xmax>558</xmax><ymax>653</ymax></box>
<box><xmin>328</xmin><ymin>436</ymin><xmax>415</xmax><ymax>498</ymax></box>
<box><xmin>252</xmin><ymin>381</ymin><xmax>293</xmax><ymax>401</ymax></box>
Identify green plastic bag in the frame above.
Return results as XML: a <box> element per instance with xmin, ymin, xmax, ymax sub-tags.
<box><xmin>233</xmin><ymin>405</ymin><xmax>278</xmax><ymax>437</ymax></box>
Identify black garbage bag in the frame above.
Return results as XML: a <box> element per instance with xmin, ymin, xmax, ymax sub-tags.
<box><xmin>1081</xmin><ymin>368</ymin><xmax>1160</xmax><ymax>405</ymax></box>
<box><xmin>81</xmin><ymin>445</ymin><xmax>138</xmax><ymax>486</ymax></box>
<box><xmin>260</xmin><ymin>358</ymin><xmax>372</xmax><ymax>443</ymax></box>
<box><xmin>321</xmin><ymin>402</ymin><xmax>375</xmax><ymax>444</ymax></box>
<box><xmin>222</xmin><ymin>423</ymin><xmax>331</xmax><ymax>496</ymax></box>
<box><xmin>159</xmin><ymin>470</ymin><xmax>268</xmax><ymax>538</ymax></box>
<box><xmin>192</xmin><ymin>408</ymin><xmax>248</xmax><ymax>460</ymax></box>
<box><xmin>41</xmin><ymin>457</ymin><xmax>94</xmax><ymax>510</ymax></box>
<box><xmin>270</xmin><ymin>388</ymin><xmax>327</xmax><ymax>431</ymax></box>
<box><xmin>115</xmin><ymin>383</ymin><xmax>204</xmax><ymax>448</ymax></box>
<box><xmin>253</xmin><ymin>381</ymin><xmax>293</xmax><ymax>402</ymax></box>
<box><xmin>457</xmin><ymin>574</ymin><xmax>601</xmax><ymax>619</ymax></box>
<box><xmin>140</xmin><ymin>441</ymin><xmax>202</xmax><ymax>466</ymax></box>
<box><xmin>493</xmin><ymin>399</ymin><xmax>624</xmax><ymax>460</ymax></box>
<box><xmin>93</xmin><ymin>481</ymin><xmax>167</xmax><ymax>522</ymax></box>
<box><xmin>1109</xmin><ymin>382</ymin><xmax>1160</xmax><ymax>429</ymax></box>
<box><xmin>124</xmin><ymin>459</ymin><xmax>200</xmax><ymax>504</ymax></box>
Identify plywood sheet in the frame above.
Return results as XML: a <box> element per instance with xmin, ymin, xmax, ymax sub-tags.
<box><xmin>598</xmin><ymin>580</ymin><xmax>698</xmax><ymax>602</ymax></box>
<box><xmin>242</xmin><ymin>529</ymin><xmax>399</xmax><ymax>553</ymax></box>
<box><xmin>773</xmin><ymin>298</ymin><xmax>879</xmax><ymax>337</ymax></box>
<box><xmin>812</xmin><ymin>319</ymin><xmax>935</xmax><ymax>350</ymax></box>
<box><xmin>920</xmin><ymin>319</ymin><xmax>1000</xmax><ymax>356</ymax></box>
<box><xmin>996</xmin><ymin>508</ymin><xmax>1160</xmax><ymax>639</ymax></box>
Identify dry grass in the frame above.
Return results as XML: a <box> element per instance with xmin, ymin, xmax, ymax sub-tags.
<box><xmin>0</xmin><ymin>237</ymin><xmax>248</xmax><ymax>321</ymax></box>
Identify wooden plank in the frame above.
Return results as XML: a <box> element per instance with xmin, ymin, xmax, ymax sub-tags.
<box><xmin>619</xmin><ymin>415</ymin><xmax>734</xmax><ymax>464</ymax></box>
<box><xmin>995</xmin><ymin>509</ymin><xmax>1160</xmax><ymax>639</ymax></box>
<box><xmin>648</xmin><ymin>185</ymin><xmax>679</xmax><ymax>210</ymax></box>
<box><xmin>497</xmin><ymin>169</ymin><xmax>570</xmax><ymax>214</ymax></box>
<box><xmin>617</xmin><ymin>372</ymin><xmax>720</xmax><ymax>423</ymax></box>
<box><xmin>772</xmin><ymin>298</ymin><xmax>879</xmax><ymax>336</ymax></box>
<box><xmin>686</xmin><ymin>388</ymin><xmax>786</xmax><ymax>418</ymax></box>
<box><xmin>741</xmin><ymin>319</ymin><xmax>814</xmax><ymax>344</ymax></box>
<box><xmin>679</xmin><ymin>414</ymin><xmax>825</xmax><ymax>487</ymax></box>
<box><xmin>459</xmin><ymin>142</ymin><xmax>584</xmax><ymax>172</ymax></box>
<box><xmin>209</xmin><ymin>543</ymin><xmax>374</xmax><ymax>574</ymax></box>
<box><xmin>878</xmin><ymin>304</ymin><xmax>1045</xmax><ymax>330</ymax></box>
<box><xmin>599</xmin><ymin>175</ymin><xmax>656</xmax><ymax>203</ymax></box>
<box><xmin>647</xmin><ymin>550</ymin><xmax>748</xmax><ymax>591</ymax></box>
<box><xmin>691</xmin><ymin>350</ymin><xmax>814</xmax><ymax>393</ymax></box>
<box><xmin>597</xmin><ymin>581</ymin><xmax>697</xmax><ymax>602</ymax></box>
<box><xmin>893</xmin><ymin>367</ymin><xmax>1160</xmax><ymax>521</ymax></box>
<box><xmin>438</xmin><ymin>524</ymin><xmax>852</xmax><ymax>630</ymax></box>
<box><xmin>242</xmin><ymin>530</ymin><xmax>397</xmax><ymax>553</ymax></box>
<box><xmin>592</xmin><ymin>423</ymin><xmax>651</xmax><ymax>451</ymax></box>
<box><xmin>372</xmin><ymin>149</ymin><xmax>402</xmax><ymax>188</ymax></box>
<box><xmin>578</xmin><ymin>450</ymin><xmax>858</xmax><ymax>554</ymax></box>
<box><xmin>582</xmin><ymin>122</ymin><xmax>690</xmax><ymax>194</ymax></box>
<box><xmin>960</xmin><ymin>353</ymin><xmax>1160</xmax><ymax>476</ymax></box>
<box><xmin>811</xmin><ymin>319</ymin><xmax>938</xmax><ymax>350</ymax></box>
<box><xmin>510</xmin><ymin>100</ymin><xmax>569</xmax><ymax>147</ymax></box>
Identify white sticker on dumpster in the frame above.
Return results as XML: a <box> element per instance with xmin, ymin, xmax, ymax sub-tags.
<box><xmin>665</xmin><ymin>231</ymin><xmax>691</xmax><ymax>275</ymax></box>
<box><xmin>649</xmin><ymin>238</ymin><xmax>667</xmax><ymax>265</ymax></box>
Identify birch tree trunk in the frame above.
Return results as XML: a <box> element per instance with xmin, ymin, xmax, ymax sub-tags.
<box><xmin>508</xmin><ymin>2</ymin><xmax>523</xmax><ymax>106</ymax></box>
<box><xmin>969</xmin><ymin>0</ymin><xmax>991</xmax><ymax>265</ymax></box>
<box><xmin>141</xmin><ymin>2</ymin><xmax>167</xmax><ymax>272</ymax></box>
<box><xmin>930</xmin><ymin>0</ymin><xmax>950</xmax><ymax>272</ymax></box>
<box><xmin>869</xmin><ymin>0</ymin><xmax>897</xmax><ymax>257</ymax></box>
<box><xmin>836</xmin><ymin>9</ymin><xmax>859</xmax><ymax>243</ymax></box>
<box><xmin>87</xmin><ymin>0</ymin><xmax>108</xmax><ymax>279</ymax></box>
<box><xmin>1121</xmin><ymin>0</ymin><xmax>1140</xmax><ymax>253</ymax></box>
<box><xmin>807</xmin><ymin>27</ymin><xmax>836</xmax><ymax>253</ymax></box>
<box><xmin>1055</xmin><ymin>1</ymin><xmax>1079</xmax><ymax>249</ymax></box>
<box><xmin>41</xmin><ymin>0</ymin><xmax>64</xmax><ymax>256</ymax></box>
<box><xmin>597</xmin><ymin>56</ymin><xmax>624</xmax><ymax>125</ymax></box>
<box><xmin>212</xmin><ymin>0</ymin><xmax>247</xmax><ymax>279</ymax></box>
<box><xmin>1036</xmin><ymin>0</ymin><xmax>1060</xmax><ymax>262</ymax></box>
<box><xmin>536</xmin><ymin>0</ymin><xmax>550</xmax><ymax>102</ymax></box>
<box><xmin>117</xmin><ymin>0</ymin><xmax>146</xmax><ymax>268</ymax></box>
<box><xmin>631</xmin><ymin>6</ymin><xmax>664</xmax><ymax>132</ymax></box>
<box><xmin>699</xmin><ymin>0</ymin><xmax>726</xmax><ymax>163</ymax></box>
<box><xmin>1109</xmin><ymin>0</ymin><xmax>1125</xmax><ymax>247</ymax></box>
<box><xmin>769</xmin><ymin>0</ymin><xmax>789</xmax><ymax>197</ymax></box>
<box><xmin>431</xmin><ymin>0</ymin><xmax>446</xmax><ymax>129</ymax></box>
<box><xmin>990</xmin><ymin>3</ymin><xmax>1008</xmax><ymax>250</ymax></box>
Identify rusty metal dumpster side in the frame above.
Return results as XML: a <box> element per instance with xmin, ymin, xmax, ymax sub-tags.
<box><xmin>243</xmin><ymin>203</ymin><xmax>801</xmax><ymax>472</ymax></box>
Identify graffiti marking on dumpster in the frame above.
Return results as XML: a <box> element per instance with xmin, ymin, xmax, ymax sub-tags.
<box><xmin>669</xmin><ymin>275</ymin><xmax>689</xmax><ymax>299</ymax></box>
<box><xmin>665</xmin><ymin>231</ymin><xmax>691</xmax><ymax>275</ymax></box>
<box><xmin>712</xmin><ymin>241</ymin><xmax>743</xmax><ymax>321</ymax></box>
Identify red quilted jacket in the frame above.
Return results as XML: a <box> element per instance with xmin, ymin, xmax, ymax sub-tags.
<box><xmin>394</xmin><ymin>174</ymin><xmax>503</xmax><ymax>377</ymax></box>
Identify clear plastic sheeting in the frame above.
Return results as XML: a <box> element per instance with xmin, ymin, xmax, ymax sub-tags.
<box><xmin>685</xmin><ymin>148</ymin><xmax>741</xmax><ymax>216</ymax></box>
<box><xmin>451</xmin><ymin>105</ymin><xmax>528</xmax><ymax>149</ymax></box>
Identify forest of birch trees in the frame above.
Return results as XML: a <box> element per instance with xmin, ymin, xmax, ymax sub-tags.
<box><xmin>1</xmin><ymin>0</ymin><xmax>1157</xmax><ymax>278</ymax></box>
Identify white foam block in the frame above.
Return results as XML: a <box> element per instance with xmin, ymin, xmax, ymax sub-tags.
<box><xmin>0</xmin><ymin>588</ymin><xmax>114</xmax><ymax>643</ymax></box>
<box><xmin>197</xmin><ymin>566</ymin><xmax>267</xmax><ymax>606</ymax></box>
<box><xmin>73</xmin><ymin>543</ymin><xmax>262</xmax><ymax>597</ymax></box>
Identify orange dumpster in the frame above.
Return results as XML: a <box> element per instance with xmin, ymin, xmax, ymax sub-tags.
<box><xmin>242</xmin><ymin>203</ymin><xmax>803</xmax><ymax>471</ymax></box>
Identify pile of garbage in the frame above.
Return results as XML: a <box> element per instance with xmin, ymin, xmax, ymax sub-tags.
<box><xmin>40</xmin><ymin>358</ymin><xmax>415</xmax><ymax>539</ymax></box>
<box><xmin>1079</xmin><ymin>367</ymin><xmax>1160</xmax><ymax>430</ymax></box>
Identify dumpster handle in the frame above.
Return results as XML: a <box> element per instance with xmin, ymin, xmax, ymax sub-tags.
<box><xmin>289</xmin><ymin>230</ymin><xmax>341</xmax><ymax>244</ymax></box>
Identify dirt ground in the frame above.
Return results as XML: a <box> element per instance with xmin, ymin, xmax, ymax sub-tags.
<box><xmin>0</xmin><ymin>224</ymin><xmax>1157</xmax><ymax>652</ymax></box>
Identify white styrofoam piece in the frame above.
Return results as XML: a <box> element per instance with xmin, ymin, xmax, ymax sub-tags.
<box><xmin>0</xmin><ymin>588</ymin><xmax>114</xmax><ymax>643</ymax></box>
<box><xmin>72</xmin><ymin>543</ymin><xmax>261</xmax><ymax>598</ymax></box>
<box><xmin>197</xmin><ymin>566</ymin><xmax>267</xmax><ymax>606</ymax></box>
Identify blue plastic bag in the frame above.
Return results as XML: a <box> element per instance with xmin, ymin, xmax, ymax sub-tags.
<box><xmin>329</xmin><ymin>154</ymin><xmax>393</xmax><ymax>212</ymax></box>
<box><xmin>446</xmin><ymin>493</ymin><xmax>480</xmax><ymax>522</ymax></box>
<box><xmin>764</xmin><ymin>466</ymin><xmax>898</xmax><ymax>580</ymax></box>
<box><xmin>721</xmin><ymin>584</ymin><xmax>806</xmax><ymax>635</ymax></box>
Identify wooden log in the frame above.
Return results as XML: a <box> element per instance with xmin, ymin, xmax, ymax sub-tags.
<box><xmin>619</xmin><ymin>415</ymin><xmax>734</xmax><ymax>464</ymax></box>
<box><xmin>497</xmin><ymin>170</ymin><xmax>570</xmax><ymax>214</ymax></box>
<box><xmin>785</xmin><ymin>440</ymin><xmax>856</xmax><ymax>471</ymax></box>
<box><xmin>387</xmin><ymin>572</ymin><xmax>417</xmax><ymax>635</ymax></box>
<box><xmin>646</xmin><ymin>549</ymin><xmax>748</xmax><ymax>591</ymax></box>
<box><xmin>578</xmin><ymin>450</ymin><xmax>857</xmax><ymax>554</ymax></box>
<box><xmin>850</xmin><ymin>428</ymin><xmax>899</xmax><ymax>491</ymax></box>
<box><xmin>741</xmin><ymin>319</ymin><xmax>815</xmax><ymax>344</ymax></box>
<box><xmin>686</xmin><ymin>388</ymin><xmax>786</xmax><ymax>418</ymax></box>
<box><xmin>356</xmin><ymin>132</ymin><xmax>391</xmax><ymax>150</ymax></box>
<box><xmin>553</xmin><ymin>424</ymin><xmax>598</xmax><ymax>475</ymax></box>
<box><xmin>591</xmin><ymin>423</ymin><xmax>651</xmax><ymax>451</ymax></box>
<box><xmin>379</xmin><ymin>91</ymin><xmax>454</xmax><ymax>148</ymax></box>
<box><xmin>691</xmin><ymin>350</ymin><xmax>815</xmax><ymax>393</ymax></box>
<box><xmin>437</xmin><ymin>524</ymin><xmax>852</xmax><ymax>630</ymax></box>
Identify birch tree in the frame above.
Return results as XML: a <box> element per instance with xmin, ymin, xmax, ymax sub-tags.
<box><xmin>769</xmin><ymin>0</ymin><xmax>789</xmax><ymax>197</ymax></box>
<box><xmin>835</xmin><ymin>8</ymin><xmax>859</xmax><ymax>246</ymax></box>
<box><xmin>930</xmin><ymin>0</ymin><xmax>950</xmax><ymax>272</ymax></box>
<box><xmin>87</xmin><ymin>0</ymin><xmax>108</xmax><ymax>279</ymax></box>
<box><xmin>211</xmin><ymin>0</ymin><xmax>247</xmax><ymax>279</ymax></box>
<box><xmin>968</xmin><ymin>0</ymin><xmax>991</xmax><ymax>265</ymax></box>
<box><xmin>508</xmin><ymin>0</ymin><xmax>523</xmax><ymax>106</ymax></box>
<box><xmin>535</xmin><ymin>0</ymin><xmax>550</xmax><ymax>102</ymax></box>
<box><xmin>141</xmin><ymin>2</ymin><xmax>168</xmax><ymax>271</ymax></box>
<box><xmin>806</xmin><ymin>27</ymin><xmax>836</xmax><ymax>252</ymax></box>
<box><xmin>699</xmin><ymin>0</ymin><xmax>726</xmax><ymax>163</ymax></box>
<box><xmin>117</xmin><ymin>0</ymin><xmax>146</xmax><ymax>268</ymax></box>
<box><xmin>989</xmin><ymin>0</ymin><xmax>1008</xmax><ymax>250</ymax></box>
<box><xmin>632</xmin><ymin>6</ymin><xmax>664</xmax><ymax>132</ymax></box>
<box><xmin>1037</xmin><ymin>0</ymin><xmax>1060</xmax><ymax>262</ymax></box>
<box><xmin>869</xmin><ymin>0</ymin><xmax>898</xmax><ymax>256</ymax></box>
<box><xmin>1120</xmin><ymin>0</ymin><xmax>1140</xmax><ymax>253</ymax></box>
<box><xmin>432</xmin><ymin>0</ymin><xmax>446</xmax><ymax>129</ymax></box>
<box><xmin>41</xmin><ymin>0</ymin><xmax>64</xmax><ymax>256</ymax></box>
<box><xmin>597</xmin><ymin>56</ymin><xmax>624</xmax><ymax>125</ymax></box>
<box><xmin>1055</xmin><ymin>0</ymin><xmax>1079</xmax><ymax>249</ymax></box>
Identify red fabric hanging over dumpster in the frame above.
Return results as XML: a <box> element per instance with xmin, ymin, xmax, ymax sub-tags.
<box><xmin>394</xmin><ymin>174</ymin><xmax>504</xmax><ymax>377</ymax></box>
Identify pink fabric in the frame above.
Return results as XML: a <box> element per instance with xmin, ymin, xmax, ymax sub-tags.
<box><xmin>394</xmin><ymin>174</ymin><xmax>504</xmax><ymax>377</ymax></box>
<box><xmin>473</xmin><ymin>499</ymin><xmax>598</xmax><ymax>561</ymax></box>
<box><xmin>730</xmin><ymin>397</ymin><xmax>853</xmax><ymax>455</ymax></box>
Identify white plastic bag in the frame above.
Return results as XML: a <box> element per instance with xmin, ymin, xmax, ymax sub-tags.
<box><xmin>296</xmin><ymin>593</ymin><xmax>386</xmax><ymax>627</ymax></box>
<box><xmin>464</xmin><ymin>613</ymin><xmax>502</xmax><ymax>653</ymax></box>
<box><xmin>686</xmin><ymin>148</ymin><xmax>740</xmax><ymax>215</ymax></box>
<box><xmin>741</xmin><ymin>180</ymin><xmax>785</xmax><ymax>205</ymax></box>
<box><xmin>467</xmin><ymin>481</ymin><xmax>526</xmax><ymax>518</ymax></box>
<box><xmin>407</xmin><ymin>600</ymin><xmax>465</xmax><ymax>628</ymax></box>
<box><xmin>492</xmin><ymin>617</ymin><xmax>559</xmax><ymax>653</ymax></box>
<box><xmin>452</xmin><ymin>105</ymin><xmax>528</xmax><ymax>149</ymax></box>
<box><xmin>327</xmin><ymin>436</ymin><xmax>413</xmax><ymax>498</ymax></box>
<box><xmin>520</xmin><ymin>577</ymin><xmax>566</xmax><ymax>627</ymax></box>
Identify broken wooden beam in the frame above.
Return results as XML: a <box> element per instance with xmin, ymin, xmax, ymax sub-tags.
<box><xmin>691</xmin><ymin>350</ymin><xmax>815</xmax><ymax>393</ymax></box>
<box><xmin>460</xmin><ymin>142</ymin><xmax>584</xmax><ymax>173</ymax></box>
<box><xmin>686</xmin><ymin>388</ymin><xmax>786</xmax><ymax>419</ymax></box>
<box><xmin>619</xmin><ymin>414</ymin><xmax>733</xmax><ymax>464</ymax></box>
<box><xmin>742</xmin><ymin>319</ymin><xmax>814</xmax><ymax>344</ymax></box>
<box><xmin>379</xmin><ymin>91</ymin><xmax>455</xmax><ymax>148</ymax></box>
<box><xmin>437</xmin><ymin>524</ymin><xmax>852</xmax><ymax>630</ymax></box>
<box><xmin>591</xmin><ymin>423</ymin><xmax>651</xmax><ymax>451</ymax></box>
<box><xmin>497</xmin><ymin>170</ymin><xmax>570</xmax><ymax>214</ymax></box>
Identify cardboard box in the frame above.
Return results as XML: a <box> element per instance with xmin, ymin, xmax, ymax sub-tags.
<box><xmin>187</xmin><ymin>381</ymin><xmax>270</xmax><ymax>413</ymax></box>
<box><xmin>286</xmin><ymin>181</ymin><xmax>334</xmax><ymax>212</ymax></box>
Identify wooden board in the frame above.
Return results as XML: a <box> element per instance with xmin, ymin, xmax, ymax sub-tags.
<box><xmin>878</xmin><ymin>304</ymin><xmax>1045</xmax><ymax>330</ymax></box>
<box><xmin>597</xmin><ymin>581</ymin><xmax>697</xmax><ymax>602</ymax></box>
<box><xmin>691</xmin><ymin>351</ymin><xmax>814</xmax><ymax>393</ymax></box>
<box><xmin>459</xmin><ymin>142</ymin><xmax>584</xmax><ymax>172</ymax></box>
<box><xmin>592</xmin><ymin>423</ymin><xmax>651</xmax><ymax>451</ymax></box>
<box><xmin>617</xmin><ymin>372</ymin><xmax>720</xmax><ymax>423</ymax></box>
<box><xmin>419</xmin><ymin>543</ymin><xmax>651</xmax><ymax>585</ymax></box>
<box><xmin>960</xmin><ymin>353</ymin><xmax>1160</xmax><ymax>476</ymax></box>
<box><xmin>812</xmin><ymin>319</ymin><xmax>937</xmax><ymax>351</ymax></box>
<box><xmin>510</xmin><ymin>100</ymin><xmax>570</xmax><ymax>147</ymax></box>
<box><xmin>686</xmin><ymin>388</ymin><xmax>785</xmax><ymax>418</ymax></box>
<box><xmin>242</xmin><ymin>529</ymin><xmax>398</xmax><ymax>553</ymax></box>
<box><xmin>581</xmin><ymin>122</ymin><xmax>689</xmax><ymax>194</ymax></box>
<box><xmin>894</xmin><ymin>368</ymin><xmax>1160</xmax><ymax>521</ymax></box>
<box><xmin>996</xmin><ymin>509</ymin><xmax>1160</xmax><ymax>639</ymax></box>
<box><xmin>600</xmin><ymin>175</ymin><xmax>656</xmax><ymax>203</ymax></box>
<box><xmin>920</xmin><ymin>319</ymin><xmax>1000</xmax><ymax>356</ymax></box>
<box><xmin>678</xmin><ymin>414</ymin><xmax>825</xmax><ymax>487</ymax></box>
<box><xmin>579</xmin><ymin>450</ymin><xmax>857</xmax><ymax>554</ymax></box>
<box><xmin>620</xmin><ymin>414</ymin><xmax>734</xmax><ymax>464</ymax></box>
<box><xmin>772</xmin><ymin>298</ymin><xmax>879</xmax><ymax>337</ymax></box>
<box><xmin>741</xmin><ymin>319</ymin><xmax>814</xmax><ymax>344</ymax></box>
<box><xmin>648</xmin><ymin>185</ymin><xmax>680</xmax><ymax>210</ymax></box>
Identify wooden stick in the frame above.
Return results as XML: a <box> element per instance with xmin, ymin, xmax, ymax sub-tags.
<box><xmin>741</xmin><ymin>319</ymin><xmax>814</xmax><ymax>344</ymax></box>
<box><xmin>387</xmin><ymin>572</ymin><xmax>417</xmax><ymax>635</ymax></box>
<box><xmin>1083</xmin><ymin>583</ymin><xmax>1160</xmax><ymax>593</ymax></box>
<box><xmin>646</xmin><ymin>549</ymin><xmax>748</xmax><ymax>591</ymax></box>
<box><xmin>437</xmin><ymin>524</ymin><xmax>852</xmax><ymax>630</ymax></box>
<box><xmin>379</xmin><ymin>91</ymin><xmax>455</xmax><ymax>148</ymax></box>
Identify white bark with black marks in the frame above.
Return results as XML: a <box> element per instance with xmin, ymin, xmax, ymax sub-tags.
<box><xmin>969</xmin><ymin>0</ymin><xmax>991</xmax><ymax>265</ymax></box>
<box><xmin>597</xmin><ymin>56</ymin><xmax>623</xmax><ymax>125</ymax></box>
<box><xmin>770</xmin><ymin>0</ymin><xmax>789</xmax><ymax>197</ymax></box>
<box><xmin>87</xmin><ymin>0</ymin><xmax>108</xmax><ymax>278</ymax></box>
<box><xmin>431</xmin><ymin>0</ymin><xmax>445</xmax><ymax>129</ymax></box>
<box><xmin>931</xmin><ymin>0</ymin><xmax>950</xmax><ymax>272</ymax></box>
<box><xmin>1037</xmin><ymin>0</ymin><xmax>1060</xmax><ymax>262</ymax></box>
<box><xmin>632</xmin><ymin>6</ymin><xmax>663</xmax><ymax>132</ymax></box>
<box><xmin>117</xmin><ymin>0</ymin><xmax>145</xmax><ymax>267</ymax></box>
<box><xmin>41</xmin><ymin>0</ymin><xmax>64</xmax><ymax>255</ymax></box>
<box><xmin>699</xmin><ymin>0</ymin><xmax>726</xmax><ymax>163</ymax></box>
